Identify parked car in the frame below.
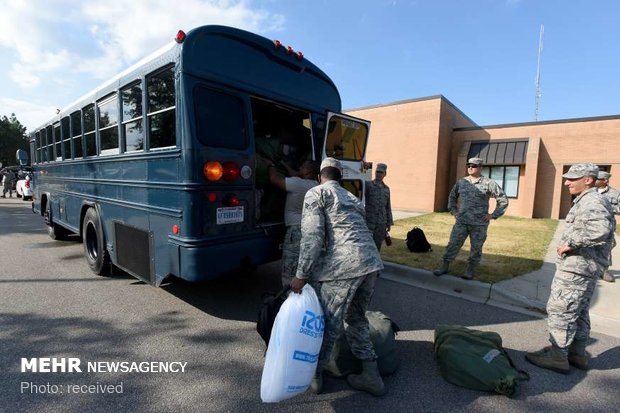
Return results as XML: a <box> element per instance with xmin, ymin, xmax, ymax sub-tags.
<box><xmin>16</xmin><ymin>175</ymin><xmax>33</xmax><ymax>201</ymax></box>
<box><xmin>1</xmin><ymin>165</ymin><xmax>32</xmax><ymax>198</ymax></box>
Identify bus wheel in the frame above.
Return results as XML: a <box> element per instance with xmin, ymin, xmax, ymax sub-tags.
<box><xmin>82</xmin><ymin>208</ymin><xmax>111</xmax><ymax>275</ymax></box>
<box><xmin>45</xmin><ymin>201</ymin><xmax>70</xmax><ymax>241</ymax></box>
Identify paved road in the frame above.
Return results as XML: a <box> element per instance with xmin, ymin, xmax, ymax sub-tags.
<box><xmin>1</xmin><ymin>198</ymin><xmax>619</xmax><ymax>412</ymax></box>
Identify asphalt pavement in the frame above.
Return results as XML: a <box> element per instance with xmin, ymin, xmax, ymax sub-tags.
<box><xmin>1</xmin><ymin>199</ymin><xmax>619</xmax><ymax>412</ymax></box>
<box><xmin>385</xmin><ymin>210</ymin><xmax>620</xmax><ymax>338</ymax></box>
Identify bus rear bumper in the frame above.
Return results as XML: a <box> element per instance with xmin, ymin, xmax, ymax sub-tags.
<box><xmin>174</xmin><ymin>230</ymin><xmax>284</xmax><ymax>282</ymax></box>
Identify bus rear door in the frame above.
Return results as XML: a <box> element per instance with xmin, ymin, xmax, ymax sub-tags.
<box><xmin>323</xmin><ymin>113</ymin><xmax>372</xmax><ymax>199</ymax></box>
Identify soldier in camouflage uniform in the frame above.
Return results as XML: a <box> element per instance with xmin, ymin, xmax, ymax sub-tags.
<box><xmin>433</xmin><ymin>157</ymin><xmax>509</xmax><ymax>279</ymax></box>
<box><xmin>291</xmin><ymin>157</ymin><xmax>386</xmax><ymax>397</ymax></box>
<box><xmin>595</xmin><ymin>170</ymin><xmax>619</xmax><ymax>282</ymax></box>
<box><xmin>268</xmin><ymin>160</ymin><xmax>319</xmax><ymax>287</ymax></box>
<box><xmin>526</xmin><ymin>164</ymin><xmax>615</xmax><ymax>374</ymax></box>
<box><xmin>365</xmin><ymin>162</ymin><xmax>394</xmax><ymax>251</ymax></box>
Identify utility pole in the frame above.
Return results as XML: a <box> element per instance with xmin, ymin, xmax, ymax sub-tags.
<box><xmin>534</xmin><ymin>24</ymin><xmax>544</xmax><ymax>121</ymax></box>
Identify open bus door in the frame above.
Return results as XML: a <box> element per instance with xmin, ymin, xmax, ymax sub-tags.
<box><xmin>323</xmin><ymin>113</ymin><xmax>372</xmax><ymax>201</ymax></box>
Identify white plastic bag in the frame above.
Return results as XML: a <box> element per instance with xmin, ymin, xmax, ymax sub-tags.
<box><xmin>260</xmin><ymin>284</ymin><xmax>324</xmax><ymax>403</ymax></box>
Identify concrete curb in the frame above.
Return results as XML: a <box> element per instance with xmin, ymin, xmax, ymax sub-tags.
<box><xmin>382</xmin><ymin>262</ymin><xmax>547</xmax><ymax>319</ymax></box>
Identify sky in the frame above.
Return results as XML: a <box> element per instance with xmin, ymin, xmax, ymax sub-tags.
<box><xmin>1</xmin><ymin>0</ymin><xmax>619</xmax><ymax>132</ymax></box>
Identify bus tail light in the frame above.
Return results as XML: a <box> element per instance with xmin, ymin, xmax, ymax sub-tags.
<box><xmin>222</xmin><ymin>162</ymin><xmax>240</xmax><ymax>181</ymax></box>
<box><xmin>207</xmin><ymin>192</ymin><xmax>217</xmax><ymax>202</ymax></box>
<box><xmin>172</xmin><ymin>224</ymin><xmax>179</xmax><ymax>235</ymax></box>
<box><xmin>224</xmin><ymin>194</ymin><xmax>240</xmax><ymax>207</ymax></box>
<box><xmin>204</xmin><ymin>161</ymin><xmax>223</xmax><ymax>181</ymax></box>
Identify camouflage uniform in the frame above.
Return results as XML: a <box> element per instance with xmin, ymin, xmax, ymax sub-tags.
<box><xmin>280</xmin><ymin>177</ymin><xmax>317</xmax><ymax>287</ymax></box>
<box><xmin>296</xmin><ymin>180</ymin><xmax>384</xmax><ymax>368</ymax></box>
<box><xmin>443</xmin><ymin>176</ymin><xmax>509</xmax><ymax>264</ymax></box>
<box><xmin>365</xmin><ymin>179</ymin><xmax>393</xmax><ymax>251</ymax></box>
<box><xmin>547</xmin><ymin>188</ymin><xmax>615</xmax><ymax>350</ymax></box>
<box><xmin>598</xmin><ymin>185</ymin><xmax>620</xmax><ymax>215</ymax></box>
<box><xmin>598</xmin><ymin>185</ymin><xmax>620</xmax><ymax>272</ymax></box>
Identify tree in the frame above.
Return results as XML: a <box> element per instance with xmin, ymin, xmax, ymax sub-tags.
<box><xmin>0</xmin><ymin>114</ymin><xmax>29</xmax><ymax>167</ymax></box>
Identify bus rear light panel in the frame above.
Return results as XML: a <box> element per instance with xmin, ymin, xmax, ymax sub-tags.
<box><xmin>273</xmin><ymin>39</ymin><xmax>303</xmax><ymax>61</ymax></box>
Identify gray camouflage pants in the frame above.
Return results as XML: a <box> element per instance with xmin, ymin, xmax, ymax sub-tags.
<box><xmin>546</xmin><ymin>270</ymin><xmax>597</xmax><ymax>351</ymax></box>
<box><xmin>281</xmin><ymin>225</ymin><xmax>302</xmax><ymax>288</ymax></box>
<box><xmin>442</xmin><ymin>222</ymin><xmax>488</xmax><ymax>265</ymax></box>
<box><xmin>368</xmin><ymin>224</ymin><xmax>386</xmax><ymax>251</ymax></box>
<box><xmin>316</xmin><ymin>272</ymin><xmax>378</xmax><ymax>370</ymax></box>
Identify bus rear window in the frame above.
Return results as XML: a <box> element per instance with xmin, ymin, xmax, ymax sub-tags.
<box><xmin>194</xmin><ymin>87</ymin><xmax>247</xmax><ymax>150</ymax></box>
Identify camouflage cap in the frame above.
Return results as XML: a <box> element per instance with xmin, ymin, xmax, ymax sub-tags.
<box><xmin>320</xmin><ymin>157</ymin><xmax>343</xmax><ymax>173</ymax></box>
<box><xmin>598</xmin><ymin>171</ymin><xmax>611</xmax><ymax>180</ymax></box>
<box><xmin>376</xmin><ymin>163</ymin><xmax>387</xmax><ymax>173</ymax></box>
<box><xmin>562</xmin><ymin>163</ymin><xmax>599</xmax><ymax>179</ymax></box>
<box><xmin>467</xmin><ymin>157</ymin><xmax>483</xmax><ymax>165</ymax></box>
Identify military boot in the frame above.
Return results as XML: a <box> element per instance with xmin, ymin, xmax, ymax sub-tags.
<box><xmin>310</xmin><ymin>369</ymin><xmax>323</xmax><ymax>394</ymax></box>
<box><xmin>461</xmin><ymin>263</ymin><xmax>477</xmax><ymax>280</ymax></box>
<box><xmin>433</xmin><ymin>261</ymin><xmax>450</xmax><ymax>276</ymax></box>
<box><xmin>568</xmin><ymin>340</ymin><xmax>589</xmax><ymax>370</ymax></box>
<box><xmin>602</xmin><ymin>270</ymin><xmax>615</xmax><ymax>283</ymax></box>
<box><xmin>525</xmin><ymin>345</ymin><xmax>570</xmax><ymax>374</ymax></box>
<box><xmin>346</xmin><ymin>360</ymin><xmax>386</xmax><ymax>396</ymax></box>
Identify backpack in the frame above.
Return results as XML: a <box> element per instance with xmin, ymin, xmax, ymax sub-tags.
<box><xmin>325</xmin><ymin>311</ymin><xmax>400</xmax><ymax>377</ymax></box>
<box><xmin>406</xmin><ymin>227</ymin><xmax>432</xmax><ymax>252</ymax></box>
<box><xmin>434</xmin><ymin>325</ymin><xmax>530</xmax><ymax>397</ymax></box>
<box><xmin>257</xmin><ymin>286</ymin><xmax>291</xmax><ymax>347</ymax></box>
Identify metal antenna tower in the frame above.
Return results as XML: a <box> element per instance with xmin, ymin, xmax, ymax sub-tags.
<box><xmin>534</xmin><ymin>24</ymin><xmax>544</xmax><ymax>121</ymax></box>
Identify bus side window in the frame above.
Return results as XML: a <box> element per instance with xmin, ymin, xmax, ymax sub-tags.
<box><xmin>83</xmin><ymin>105</ymin><xmax>97</xmax><ymax>157</ymax></box>
<box><xmin>61</xmin><ymin>116</ymin><xmax>71</xmax><ymax>160</ymax></box>
<box><xmin>54</xmin><ymin>123</ymin><xmax>61</xmax><ymax>161</ymax></box>
<box><xmin>98</xmin><ymin>93</ymin><xmax>120</xmax><ymax>156</ymax></box>
<box><xmin>147</xmin><ymin>66</ymin><xmax>176</xmax><ymax>149</ymax></box>
<box><xmin>121</xmin><ymin>82</ymin><xmax>144</xmax><ymax>152</ymax></box>
<box><xmin>71</xmin><ymin>111</ymin><xmax>83</xmax><ymax>159</ymax></box>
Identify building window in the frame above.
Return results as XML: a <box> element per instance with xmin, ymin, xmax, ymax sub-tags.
<box><xmin>481</xmin><ymin>165</ymin><xmax>519</xmax><ymax>197</ymax></box>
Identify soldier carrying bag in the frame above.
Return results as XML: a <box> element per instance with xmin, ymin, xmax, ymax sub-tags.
<box><xmin>434</xmin><ymin>325</ymin><xmax>529</xmax><ymax>397</ymax></box>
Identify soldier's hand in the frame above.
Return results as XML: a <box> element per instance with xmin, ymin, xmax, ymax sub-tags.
<box><xmin>482</xmin><ymin>214</ymin><xmax>492</xmax><ymax>222</ymax></box>
<box><xmin>290</xmin><ymin>277</ymin><xmax>306</xmax><ymax>294</ymax></box>
<box><xmin>557</xmin><ymin>244</ymin><xmax>572</xmax><ymax>257</ymax></box>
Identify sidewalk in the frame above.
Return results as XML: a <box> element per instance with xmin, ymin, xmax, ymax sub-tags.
<box><xmin>382</xmin><ymin>211</ymin><xmax>620</xmax><ymax>338</ymax></box>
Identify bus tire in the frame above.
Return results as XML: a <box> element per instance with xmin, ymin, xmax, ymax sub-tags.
<box><xmin>45</xmin><ymin>201</ymin><xmax>71</xmax><ymax>241</ymax></box>
<box><xmin>82</xmin><ymin>207</ymin><xmax>111</xmax><ymax>275</ymax></box>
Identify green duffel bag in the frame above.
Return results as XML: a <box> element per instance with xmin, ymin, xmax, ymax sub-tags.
<box><xmin>434</xmin><ymin>325</ymin><xmax>529</xmax><ymax>397</ymax></box>
<box><xmin>325</xmin><ymin>311</ymin><xmax>400</xmax><ymax>378</ymax></box>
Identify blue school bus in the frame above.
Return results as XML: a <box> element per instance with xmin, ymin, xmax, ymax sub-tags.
<box><xmin>29</xmin><ymin>25</ymin><xmax>372</xmax><ymax>285</ymax></box>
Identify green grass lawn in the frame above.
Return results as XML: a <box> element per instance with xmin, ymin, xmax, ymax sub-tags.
<box><xmin>381</xmin><ymin>212</ymin><xmax>558</xmax><ymax>283</ymax></box>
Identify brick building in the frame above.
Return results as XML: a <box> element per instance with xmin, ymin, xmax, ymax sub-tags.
<box><xmin>347</xmin><ymin>95</ymin><xmax>620</xmax><ymax>219</ymax></box>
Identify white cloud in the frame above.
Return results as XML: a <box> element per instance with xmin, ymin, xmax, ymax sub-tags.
<box><xmin>0</xmin><ymin>0</ymin><xmax>285</xmax><ymax>127</ymax></box>
<box><xmin>0</xmin><ymin>97</ymin><xmax>57</xmax><ymax>132</ymax></box>
<box><xmin>0</xmin><ymin>0</ymin><xmax>286</xmax><ymax>85</ymax></box>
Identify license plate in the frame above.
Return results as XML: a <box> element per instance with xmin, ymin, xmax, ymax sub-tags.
<box><xmin>216</xmin><ymin>206</ymin><xmax>244</xmax><ymax>224</ymax></box>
